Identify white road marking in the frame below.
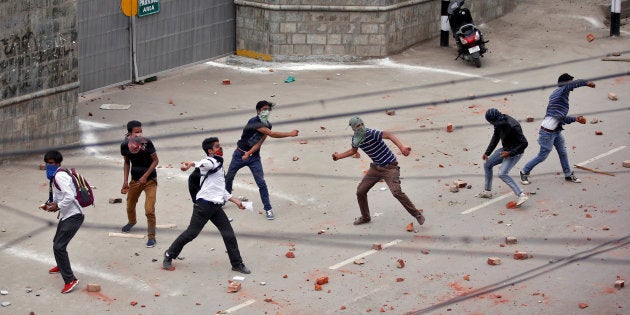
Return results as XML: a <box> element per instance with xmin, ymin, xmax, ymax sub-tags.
<box><xmin>79</xmin><ymin>120</ymin><xmax>111</xmax><ymax>157</ymax></box>
<box><xmin>576</xmin><ymin>146</ymin><xmax>626</xmax><ymax>166</ymax></box>
<box><xmin>461</xmin><ymin>193</ymin><xmax>511</xmax><ymax>215</ymax></box>
<box><xmin>222</xmin><ymin>299</ymin><xmax>256</xmax><ymax>313</ymax></box>
<box><xmin>3</xmin><ymin>245</ymin><xmax>155</xmax><ymax>293</ymax></box>
<box><xmin>328</xmin><ymin>239</ymin><xmax>402</xmax><ymax>270</ymax></box>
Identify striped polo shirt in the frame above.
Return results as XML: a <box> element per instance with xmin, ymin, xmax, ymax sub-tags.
<box><xmin>354</xmin><ymin>129</ymin><xmax>397</xmax><ymax>166</ymax></box>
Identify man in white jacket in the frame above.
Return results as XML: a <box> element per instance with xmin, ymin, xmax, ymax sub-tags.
<box><xmin>41</xmin><ymin>150</ymin><xmax>84</xmax><ymax>294</ymax></box>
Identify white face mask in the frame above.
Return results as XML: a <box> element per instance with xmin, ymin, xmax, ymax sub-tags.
<box><xmin>259</xmin><ymin>110</ymin><xmax>270</xmax><ymax>125</ymax></box>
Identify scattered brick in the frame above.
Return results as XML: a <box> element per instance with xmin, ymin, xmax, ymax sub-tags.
<box><xmin>446</xmin><ymin>123</ymin><xmax>453</xmax><ymax>133</ymax></box>
<box><xmin>578</xmin><ymin>302</ymin><xmax>588</xmax><ymax>309</ymax></box>
<box><xmin>449</xmin><ymin>184</ymin><xmax>459</xmax><ymax>193</ymax></box>
<box><xmin>594</xmin><ymin>131</ymin><xmax>603</xmax><ymax>135</ymax></box>
<box><xmin>487</xmin><ymin>257</ymin><xmax>501</xmax><ymax>265</ymax></box>
<box><xmin>406</xmin><ymin>222</ymin><xmax>414</xmax><ymax>232</ymax></box>
<box><xmin>586</xmin><ymin>213</ymin><xmax>592</xmax><ymax>218</ymax></box>
<box><xmin>622</xmin><ymin>160</ymin><xmax>630</xmax><ymax>168</ymax></box>
<box><xmin>87</xmin><ymin>284</ymin><xmax>101</xmax><ymax>292</ymax></box>
<box><xmin>526</xmin><ymin>117</ymin><xmax>534</xmax><ymax>122</ymax></box>
<box><xmin>397</xmin><ymin>259</ymin><xmax>405</xmax><ymax>268</ymax></box>
<box><xmin>421</xmin><ymin>249</ymin><xmax>430</xmax><ymax>255</ymax></box>
<box><xmin>227</xmin><ymin>281</ymin><xmax>241</xmax><ymax>293</ymax></box>
<box><xmin>264</xmin><ymin>298</ymin><xmax>273</xmax><ymax>302</ymax></box>
<box><xmin>455</xmin><ymin>180</ymin><xmax>467</xmax><ymax>188</ymax></box>
<box><xmin>514</xmin><ymin>251</ymin><xmax>530</xmax><ymax>260</ymax></box>
<box><xmin>607</xmin><ymin>92</ymin><xmax>618</xmax><ymax>101</ymax></box>
<box><xmin>130</xmin><ymin>301</ymin><xmax>138</xmax><ymax>306</ymax></box>
<box><xmin>292</xmin><ymin>156</ymin><xmax>299</xmax><ymax>161</ymax></box>
<box><xmin>372</xmin><ymin>243</ymin><xmax>382</xmax><ymax>250</ymax></box>
<box><xmin>396</xmin><ymin>278</ymin><xmax>404</xmax><ymax>282</ymax></box>
<box><xmin>222</xmin><ymin>79</ymin><xmax>230</xmax><ymax>85</ymax></box>
<box><xmin>109</xmin><ymin>198</ymin><xmax>123</xmax><ymax>204</ymax></box>
<box><xmin>354</xmin><ymin>258</ymin><xmax>365</xmax><ymax>265</ymax></box>
<box><xmin>586</xmin><ymin>33</ymin><xmax>595</xmax><ymax>42</ymax></box>
<box><xmin>283</xmin><ymin>274</ymin><xmax>288</xmax><ymax>278</ymax></box>
<box><xmin>314</xmin><ymin>284</ymin><xmax>323</xmax><ymax>291</ymax></box>
<box><xmin>340</xmin><ymin>306</ymin><xmax>346</xmax><ymax>310</ymax></box>
<box><xmin>506</xmin><ymin>201</ymin><xmax>517</xmax><ymax>209</ymax></box>
<box><xmin>380</xmin><ymin>307</ymin><xmax>386</xmax><ymax>312</ymax></box>
<box><xmin>505</xmin><ymin>236</ymin><xmax>518</xmax><ymax>244</ymax></box>
<box><xmin>590</xmin><ymin>118</ymin><xmax>599</xmax><ymax>124</ymax></box>
<box><xmin>316</xmin><ymin>276</ymin><xmax>329</xmax><ymax>285</ymax></box>
<box><xmin>285</xmin><ymin>251</ymin><xmax>295</xmax><ymax>258</ymax></box>
<box><xmin>154</xmin><ymin>291</ymin><xmax>160</xmax><ymax>297</ymax></box>
<box><xmin>463</xmin><ymin>274</ymin><xmax>470</xmax><ymax>281</ymax></box>
<box><xmin>385</xmin><ymin>110</ymin><xmax>396</xmax><ymax>116</ymax></box>
<box><xmin>614</xmin><ymin>279</ymin><xmax>625</xmax><ymax>289</ymax></box>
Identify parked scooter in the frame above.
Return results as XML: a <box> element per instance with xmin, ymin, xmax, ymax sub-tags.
<box><xmin>447</xmin><ymin>0</ymin><xmax>488</xmax><ymax>67</ymax></box>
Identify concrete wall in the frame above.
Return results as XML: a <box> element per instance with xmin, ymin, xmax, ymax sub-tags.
<box><xmin>235</xmin><ymin>0</ymin><xmax>517</xmax><ymax>61</ymax></box>
<box><xmin>0</xmin><ymin>0</ymin><xmax>79</xmax><ymax>161</ymax></box>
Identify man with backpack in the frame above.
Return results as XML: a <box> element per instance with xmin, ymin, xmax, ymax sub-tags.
<box><xmin>163</xmin><ymin>137</ymin><xmax>251</xmax><ymax>274</ymax></box>
<box><xmin>120</xmin><ymin>120</ymin><xmax>159</xmax><ymax>248</ymax></box>
<box><xmin>41</xmin><ymin>150</ymin><xmax>84</xmax><ymax>294</ymax></box>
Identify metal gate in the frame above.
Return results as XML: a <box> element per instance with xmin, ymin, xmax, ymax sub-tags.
<box><xmin>77</xmin><ymin>0</ymin><xmax>235</xmax><ymax>93</ymax></box>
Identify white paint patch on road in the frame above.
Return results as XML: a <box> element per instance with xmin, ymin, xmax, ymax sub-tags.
<box><xmin>576</xmin><ymin>146</ymin><xmax>626</xmax><ymax>166</ymax></box>
<box><xmin>568</xmin><ymin>15</ymin><xmax>606</xmax><ymax>29</ymax></box>
<box><xmin>222</xmin><ymin>299</ymin><xmax>256</xmax><ymax>313</ymax></box>
<box><xmin>461</xmin><ymin>193</ymin><xmax>511</xmax><ymax>215</ymax></box>
<box><xmin>328</xmin><ymin>239</ymin><xmax>402</xmax><ymax>270</ymax></box>
<box><xmin>206</xmin><ymin>57</ymin><xmax>503</xmax><ymax>82</ymax></box>
<box><xmin>4</xmin><ymin>245</ymin><xmax>156</xmax><ymax>293</ymax></box>
<box><xmin>79</xmin><ymin>120</ymin><xmax>112</xmax><ymax>157</ymax></box>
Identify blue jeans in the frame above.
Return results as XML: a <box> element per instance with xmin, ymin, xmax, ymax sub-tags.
<box><xmin>225</xmin><ymin>149</ymin><xmax>272</xmax><ymax>211</ymax></box>
<box><xmin>484</xmin><ymin>148</ymin><xmax>523</xmax><ymax>196</ymax></box>
<box><xmin>522</xmin><ymin>129</ymin><xmax>572</xmax><ymax>176</ymax></box>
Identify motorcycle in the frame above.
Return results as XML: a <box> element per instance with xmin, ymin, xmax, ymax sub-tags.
<box><xmin>447</xmin><ymin>0</ymin><xmax>488</xmax><ymax>67</ymax></box>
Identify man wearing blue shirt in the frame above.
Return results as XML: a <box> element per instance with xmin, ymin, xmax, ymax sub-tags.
<box><xmin>520</xmin><ymin>73</ymin><xmax>595</xmax><ymax>185</ymax></box>
<box><xmin>332</xmin><ymin>116</ymin><xmax>426</xmax><ymax>226</ymax></box>
<box><xmin>225</xmin><ymin>100</ymin><xmax>299</xmax><ymax>220</ymax></box>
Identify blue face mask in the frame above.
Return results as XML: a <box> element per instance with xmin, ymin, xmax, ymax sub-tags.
<box><xmin>46</xmin><ymin>164</ymin><xmax>60</xmax><ymax>180</ymax></box>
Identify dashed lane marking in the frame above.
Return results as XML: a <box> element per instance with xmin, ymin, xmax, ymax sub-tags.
<box><xmin>328</xmin><ymin>239</ymin><xmax>402</xmax><ymax>270</ymax></box>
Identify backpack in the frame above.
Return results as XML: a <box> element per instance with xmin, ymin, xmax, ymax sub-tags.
<box><xmin>188</xmin><ymin>167</ymin><xmax>210</xmax><ymax>202</ymax></box>
<box><xmin>53</xmin><ymin>168</ymin><xmax>95</xmax><ymax>207</ymax></box>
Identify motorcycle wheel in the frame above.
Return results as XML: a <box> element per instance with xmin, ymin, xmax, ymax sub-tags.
<box><xmin>473</xmin><ymin>55</ymin><xmax>482</xmax><ymax>68</ymax></box>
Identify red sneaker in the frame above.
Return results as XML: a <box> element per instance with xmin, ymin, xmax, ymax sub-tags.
<box><xmin>61</xmin><ymin>279</ymin><xmax>79</xmax><ymax>294</ymax></box>
<box><xmin>49</xmin><ymin>266</ymin><xmax>60</xmax><ymax>274</ymax></box>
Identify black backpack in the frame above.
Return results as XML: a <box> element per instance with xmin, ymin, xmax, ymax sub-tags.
<box><xmin>187</xmin><ymin>156</ymin><xmax>223</xmax><ymax>202</ymax></box>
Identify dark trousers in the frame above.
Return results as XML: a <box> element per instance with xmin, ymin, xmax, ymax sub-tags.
<box><xmin>53</xmin><ymin>214</ymin><xmax>84</xmax><ymax>284</ymax></box>
<box><xmin>357</xmin><ymin>163</ymin><xmax>420</xmax><ymax>219</ymax></box>
<box><xmin>166</xmin><ymin>201</ymin><xmax>243</xmax><ymax>268</ymax></box>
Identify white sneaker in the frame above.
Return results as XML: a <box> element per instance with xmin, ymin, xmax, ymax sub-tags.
<box><xmin>516</xmin><ymin>193</ymin><xmax>529</xmax><ymax>206</ymax></box>
<box><xmin>476</xmin><ymin>191</ymin><xmax>493</xmax><ymax>198</ymax></box>
<box><xmin>265</xmin><ymin>210</ymin><xmax>275</xmax><ymax>220</ymax></box>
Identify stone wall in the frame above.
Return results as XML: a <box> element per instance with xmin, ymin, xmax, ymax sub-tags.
<box><xmin>235</xmin><ymin>0</ymin><xmax>516</xmax><ymax>61</ymax></box>
<box><xmin>0</xmin><ymin>0</ymin><xmax>79</xmax><ymax>161</ymax></box>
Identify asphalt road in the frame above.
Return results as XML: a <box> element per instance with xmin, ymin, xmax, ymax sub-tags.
<box><xmin>1</xmin><ymin>1</ymin><xmax>629</xmax><ymax>314</ymax></box>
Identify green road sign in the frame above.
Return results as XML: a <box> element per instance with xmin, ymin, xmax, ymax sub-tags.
<box><xmin>138</xmin><ymin>0</ymin><xmax>160</xmax><ymax>17</ymax></box>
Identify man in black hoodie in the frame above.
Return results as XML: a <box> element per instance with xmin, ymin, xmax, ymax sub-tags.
<box><xmin>477</xmin><ymin>108</ymin><xmax>529</xmax><ymax>207</ymax></box>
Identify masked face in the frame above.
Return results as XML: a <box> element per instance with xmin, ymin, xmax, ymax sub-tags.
<box><xmin>128</xmin><ymin>132</ymin><xmax>146</xmax><ymax>154</ymax></box>
<box><xmin>351</xmin><ymin>123</ymin><xmax>367</xmax><ymax>147</ymax></box>
<box><xmin>258</xmin><ymin>109</ymin><xmax>270</xmax><ymax>126</ymax></box>
<box><xmin>46</xmin><ymin>164</ymin><xmax>60</xmax><ymax>180</ymax></box>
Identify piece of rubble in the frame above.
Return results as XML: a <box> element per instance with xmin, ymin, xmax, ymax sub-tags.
<box><xmin>87</xmin><ymin>284</ymin><xmax>101</xmax><ymax>292</ymax></box>
<box><xmin>292</xmin><ymin>156</ymin><xmax>299</xmax><ymax>161</ymax></box>
<box><xmin>590</xmin><ymin>118</ymin><xmax>599</xmax><ymax>124</ymax></box>
<box><xmin>397</xmin><ymin>259</ymin><xmax>405</xmax><ymax>268</ymax></box>
<box><xmin>578</xmin><ymin>303</ymin><xmax>588</xmax><ymax>309</ymax></box>
<box><xmin>421</xmin><ymin>249</ymin><xmax>430</xmax><ymax>255</ymax></box>
<box><xmin>109</xmin><ymin>198</ymin><xmax>123</xmax><ymax>204</ymax></box>
<box><xmin>354</xmin><ymin>258</ymin><xmax>366</xmax><ymax>265</ymax></box>
<box><xmin>285</xmin><ymin>251</ymin><xmax>295</xmax><ymax>258</ymax></box>
<box><xmin>447</xmin><ymin>123</ymin><xmax>453</xmax><ymax>133</ymax></box>
<box><xmin>487</xmin><ymin>257</ymin><xmax>501</xmax><ymax>265</ymax></box>
<box><xmin>595</xmin><ymin>130</ymin><xmax>603</xmax><ymax>135</ymax></box>
<box><xmin>227</xmin><ymin>281</ymin><xmax>241</xmax><ymax>293</ymax></box>
<box><xmin>623</xmin><ymin>160</ymin><xmax>630</xmax><ymax>168</ymax></box>
<box><xmin>396</xmin><ymin>278</ymin><xmax>404</xmax><ymax>282</ymax></box>
<box><xmin>299</xmin><ymin>139</ymin><xmax>308</xmax><ymax>144</ymax></box>
<box><xmin>406</xmin><ymin>222</ymin><xmax>414</xmax><ymax>232</ymax></box>
<box><xmin>316</xmin><ymin>276</ymin><xmax>329</xmax><ymax>285</ymax></box>
<box><xmin>222</xmin><ymin>79</ymin><xmax>231</xmax><ymax>85</ymax></box>
<box><xmin>514</xmin><ymin>251</ymin><xmax>530</xmax><ymax>260</ymax></box>
<box><xmin>586</xmin><ymin>33</ymin><xmax>595</xmax><ymax>42</ymax></box>
<box><xmin>372</xmin><ymin>243</ymin><xmax>382</xmax><ymax>250</ymax></box>
<box><xmin>608</xmin><ymin>92</ymin><xmax>618</xmax><ymax>101</ymax></box>
<box><xmin>385</xmin><ymin>110</ymin><xmax>396</xmax><ymax>116</ymax></box>
<box><xmin>615</xmin><ymin>279</ymin><xmax>625</xmax><ymax>289</ymax></box>
<box><xmin>526</xmin><ymin>117</ymin><xmax>534</xmax><ymax>122</ymax></box>
<box><xmin>454</xmin><ymin>180</ymin><xmax>467</xmax><ymax>188</ymax></box>
<box><xmin>0</xmin><ymin>290</ymin><xmax>7</xmax><ymax>295</ymax></box>
<box><xmin>449</xmin><ymin>184</ymin><xmax>459</xmax><ymax>193</ymax></box>
<box><xmin>314</xmin><ymin>284</ymin><xmax>323</xmax><ymax>291</ymax></box>
<box><xmin>463</xmin><ymin>274</ymin><xmax>470</xmax><ymax>281</ymax></box>
<box><xmin>130</xmin><ymin>301</ymin><xmax>138</xmax><ymax>306</ymax></box>
<box><xmin>1</xmin><ymin>302</ymin><xmax>10</xmax><ymax>307</ymax></box>
<box><xmin>505</xmin><ymin>236</ymin><xmax>518</xmax><ymax>244</ymax></box>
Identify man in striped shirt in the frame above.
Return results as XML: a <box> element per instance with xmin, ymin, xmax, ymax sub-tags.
<box><xmin>332</xmin><ymin>116</ymin><xmax>425</xmax><ymax>226</ymax></box>
<box><xmin>520</xmin><ymin>73</ymin><xmax>595</xmax><ymax>185</ymax></box>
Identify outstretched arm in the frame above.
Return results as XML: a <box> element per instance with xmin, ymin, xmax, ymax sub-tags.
<box><xmin>332</xmin><ymin>147</ymin><xmax>359</xmax><ymax>161</ymax></box>
<box><xmin>256</xmin><ymin>126</ymin><xmax>299</xmax><ymax>138</ymax></box>
<box><xmin>382</xmin><ymin>131</ymin><xmax>411</xmax><ymax>156</ymax></box>
<box><xmin>242</xmin><ymin>135</ymin><xmax>268</xmax><ymax>160</ymax></box>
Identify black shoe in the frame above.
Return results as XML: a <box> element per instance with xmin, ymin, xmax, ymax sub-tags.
<box><xmin>415</xmin><ymin>213</ymin><xmax>425</xmax><ymax>226</ymax></box>
<box><xmin>162</xmin><ymin>251</ymin><xmax>173</xmax><ymax>270</ymax></box>
<box><xmin>565</xmin><ymin>172</ymin><xmax>582</xmax><ymax>183</ymax></box>
<box><xmin>353</xmin><ymin>217</ymin><xmax>371</xmax><ymax>225</ymax></box>
<box><xmin>122</xmin><ymin>223</ymin><xmax>135</xmax><ymax>233</ymax></box>
<box><xmin>232</xmin><ymin>263</ymin><xmax>251</xmax><ymax>274</ymax></box>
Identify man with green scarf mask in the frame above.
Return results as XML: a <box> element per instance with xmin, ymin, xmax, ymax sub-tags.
<box><xmin>332</xmin><ymin>116</ymin><xmax>426</xmax><ymax>226</ymax></box>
